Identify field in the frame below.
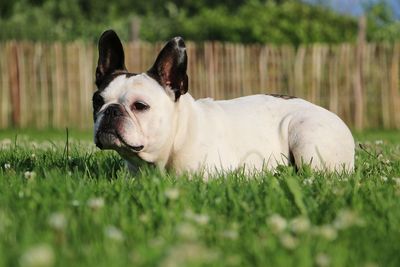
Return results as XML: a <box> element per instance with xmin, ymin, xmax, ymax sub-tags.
<box><xmin>0</xmin><ymin>129</ymin><xmax>399</xmax><ymax>267</ymax></box>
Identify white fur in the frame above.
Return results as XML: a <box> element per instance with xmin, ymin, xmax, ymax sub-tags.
<box><xmin>96</xmin><ymin>74</ymin><xmax>355</xmax><ymax>175</ymax></box>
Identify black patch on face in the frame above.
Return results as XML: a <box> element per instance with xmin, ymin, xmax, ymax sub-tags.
<box><xmin>267</xmin><ymin>93</ymin><xmax>297</xmax><ymax>100</ymax></box>
<box><xmin>92</xmin><ymin>90</ymin><xmax>105</xmax><ymax>121</ymax></box>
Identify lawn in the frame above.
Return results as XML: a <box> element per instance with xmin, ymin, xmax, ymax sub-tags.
<box><xmin>0</xmin><ymin>129</ymin><xmax>399</xmax><ymax>267</ymax></box>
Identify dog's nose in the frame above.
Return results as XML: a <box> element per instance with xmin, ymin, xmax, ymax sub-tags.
<box><xmin>104</xmin><ymin>104</ymin><xmax>124</xmax><ymax>117</ymax></box>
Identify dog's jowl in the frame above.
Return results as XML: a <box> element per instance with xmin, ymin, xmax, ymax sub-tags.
<box><xmin>93</xmin><ymin>30</ymin><xmax>355</xmax><ymax>174</ymax></box>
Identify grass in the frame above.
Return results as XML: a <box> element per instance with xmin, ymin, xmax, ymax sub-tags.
<box><xmin>0</xmin><ymin>129</ymin><xmax>399</xmax><ymax>267</ymax></box>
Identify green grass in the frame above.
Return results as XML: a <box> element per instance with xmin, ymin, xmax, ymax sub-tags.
<box><xmin>0</xmin><ymin>130</ymin><xmax>399</xmax><ymax>267</ymax></box>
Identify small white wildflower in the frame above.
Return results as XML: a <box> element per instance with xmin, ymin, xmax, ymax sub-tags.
<box><xmin>333</xmin><ymin>209</ymin><xmax>364</xmax><ymax>230</ymax></box>
<box><xmin>393</xmin><ymin>177</ymin><xmax>400</xmax><ymax>187</ymax></box>
<box><xmin>267</xmin><ymin>214</ymin><xmax>287</xmax><ymax>233</ymax></box>
<box><xmin>317</xmin><ymin>225</ymin><xmax>337</xmax><ymax>241</ymax></box>
<box><xmin>164</xmin><ymin>188</ymin><xmax>180</xmax><ymax>200</ymax></box>
<box><xmin>104</xmin><ymin>225</ymin><xmax>124</xmax><ymax>242</ymax></box>
<box><xmin>303</xmin><ymin>178</ymin><xmax>314</xmax><ymax>185</ymax></box>
<box><xmin>31</xmin><ymin>154</ymin><xmax>36</xmax><ymax>159</ymax></box>
<box><xmin>48</xmin><ymin>212</ymin><xmax>66</xmax><ymax>231</ymax></box>
<box><xmin>161</xmin><ymin>243</ymin><xmax>218</xmax><ymax>267</ymax></box>
<box><xmin>193</xmin><ymin>214</ymin><xmax>209</xmax><ymax>225</ymax></box>
<box><xmin>24</xmin><ymin>171</ymin><xmax>37</xmax><ymax>180</ymax></box>
<box><xmin>4</xmin><ymin>163</ymin><xmax>11</xmax><ymax>170</ymax></box>
<box><xmin>184</xmin><ymin>210</ymin><xmax>209</xmax><ymax>225</ymax></box>
<box><xmin>20</xmin><ymin>244</ymin><xmax>55</xmax><ymax>267</ymax></box>
<box><xmin>139</xmin><ymin>213</ymin><xmax>150</xmax><ymax>223</ymax></box>
<box><xmin>315</xmin><ymin>253</ymin><xmax>330</xmax><ymax>267</ymax></box>
<box><xmin>279</xmin><ymin>233</ymin><xmax>298</xmax><ymax>250</ymax></box>
<box><xmin>87</xmin><ymin>197</ymin><xmax>105</xmax><ymax>210</ymax></box>
<box><xmin>176</xmin><ymin>223</ymin><xmax>197</xmax><ymax>240</ymax></box>
<box><xmin>290</xmin><ymin>216</ymin><xmax>311</xmax><ymax>234</ymax></box>
<box><xmin>381</xmin><ymin>176</ymin><xmax>388</xmax><ymax>182</ymax></box>
<box><xmin>375</xmin><ymin>140</ymin><xmax>383</xmax><ymax>145</ymax></box>
<box><xmin>221</xmin><ymin>230</ymin><xmax>238</xmax><ymax>240</ymax></box>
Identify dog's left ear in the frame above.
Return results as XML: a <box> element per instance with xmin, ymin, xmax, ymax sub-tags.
<box><xmin>147</xmin><ymin>37</ymin><xmax>188</xmax><ymax>101</ymax></box>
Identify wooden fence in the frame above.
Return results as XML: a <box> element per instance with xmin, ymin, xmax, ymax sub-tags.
<box><xmin>0</xmin><ymin>41</ymin><xmax>399</xmax><ymax>130</ymax></box>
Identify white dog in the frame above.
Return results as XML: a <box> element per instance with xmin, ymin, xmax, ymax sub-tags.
<box><xmin>93</xmin><ymin>30</ymin><xmax>355</xmax><ymax>174</ymax></box>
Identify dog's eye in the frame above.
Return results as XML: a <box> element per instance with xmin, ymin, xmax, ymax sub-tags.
<box><xmin>132</xmin><ymin>101</ymin><xmax>150</xmax><ymax>111</ymax></box>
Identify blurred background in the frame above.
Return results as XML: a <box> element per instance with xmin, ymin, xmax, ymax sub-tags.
<box><xmin>0</xmin><ymin>0</ymin><xmax>399</xmax><ymax>130</ymax></box>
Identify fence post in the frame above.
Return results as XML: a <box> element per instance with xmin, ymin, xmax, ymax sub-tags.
<box><xmin>354</xmin><ymin>16</ymin><xmax>366</xmax><ymax>130</ymax></box>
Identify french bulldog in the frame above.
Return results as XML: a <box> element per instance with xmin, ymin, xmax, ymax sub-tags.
<box><xmin>93</xmin><ymin>30</ymin><xmax>355</xmax><ymax>175</ymax></box>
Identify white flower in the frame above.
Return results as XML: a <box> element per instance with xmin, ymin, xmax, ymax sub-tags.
<box><xmin>176</xmin><ymin>223</ymin><xmax>197</xmax><ymax>241</ymax></box>
<box><xmin>48</xmin><ymin>212</ymin><xmax>66</xmax><ymax>231</ymax></box>
<box><xmin>24</xmin><ymin>171</ymin><xmax>37</xmax><ymax>180</ymax></box>
<box><xmin>317</xmin><ymin>225</ymin><xmax>337</xmax><ymax>241</ymax></box>
<box><xmin>20</xmin><ymin>244</ymin><xmax>55</xmax><ymax>267</ymax></box>
<box><xmin>221</xmin><ymin>230</ymin><xmax>238</xmax><ymax>240</ymax></box>
<box><xmin>31</xmin><ymin>154</ymin><xmax>36</xmax><ymax>159</ymax></box>
<box><xmin>303</xmin><ymin>177</ymin><xmax>314</xmax><ymax>185</ymax></box>
<box><xmin>289</xmin><ymin>216</ymin><xmax>311</xmax><ymax>234</ymax></box>
<box><xmin>279</xmin><ymin>233</ymin><xmax>298</xmax><ymax>250</ymax></box>
<box><xmin>375</xmin><ymin>140</ymin><xmax>383</xmax><ymax>145</ymax></box>
<box><xmin>381</xmin><ymin>176</ymin><xmax>388</xmax><ymax>182</ymax></box>
<box><xmin>267</xmin><ymin>214</ymin><xmax>287</xmax><ymax>233</ymax></box>
<box><xmin>164</xmin><ymin>188</ymin><xmax>180</xmax><ymax>200</ymax></box>
<box><xmin>193</xmin><ymin>214</ymin><xmax>209</xmax><ymax>225</ymax></box>
<box><xmin>87</xmin><ymin>197</ymin><xmax>105</xmax><ymax>210</ymax></box>
<box><xmin>104</xmin><ymin>225</ymin><xmax>124</xmax><ymax>242</ymax></box>
<box><xmin>184</xmin><ymin>210</ymin><xmax>209</xmax><ymax>225</ymax></box>
<box><xmin>4</xmin><ymin>163</ymin><xmax>11</xmax><ymax>170</ymax></box>
<box><xmin>333</xmin><ymin>209</ymin><xmax>364</xmax><ymax>230</ymax></box>
<box><xmin>393</xmin><ymin>177</ymin><xmax>400</xmax><ymax>187</ymax></box>
<box><xmin>315</xmin><ymin>253</ymin><xmax>330</xmax><ymax>267</ymax></box>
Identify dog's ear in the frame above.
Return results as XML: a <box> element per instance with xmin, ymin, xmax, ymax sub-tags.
<box><xmin>96</xmin><ymin>30</ymin><xmax>126</xmax><ymax>88</ymax></box>
<box><xmin>147</xmin><ymin>37</ymin><xmax>188</xmax><ymax>101</ymax></box>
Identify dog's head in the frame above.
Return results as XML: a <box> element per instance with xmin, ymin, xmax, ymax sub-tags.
<box><xmin>93</xmin><ymin>30</ymin><xmax>188</xmax><ymax>163</ymax></box>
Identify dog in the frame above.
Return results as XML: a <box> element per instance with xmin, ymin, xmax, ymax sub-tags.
<box><xmin>93</xmin><ymin>30</ymin><xmax>355</xmax><ymax>175</ymax></box>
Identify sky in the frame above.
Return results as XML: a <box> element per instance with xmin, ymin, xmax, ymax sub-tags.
<box><xmin>305</xmin><ymin>0</ymin><xmax>400</xmax><ymax>19</ymax></box>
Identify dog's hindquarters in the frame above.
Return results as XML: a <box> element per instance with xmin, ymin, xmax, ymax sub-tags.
<box><xmin>287</xmin><ymin>110</ymin><xmax>355</xmax><ymax>172</ymax></box>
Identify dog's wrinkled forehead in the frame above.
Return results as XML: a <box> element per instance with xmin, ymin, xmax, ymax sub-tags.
<box><xmin>100</xmin><ymin>73</ymin><xmax>165</xmax><ymax>102</ymax></box>
<box><xmin>97</xmin><ymin>71</ymin><xmax>136</xmax><ymax>91</ymax></box>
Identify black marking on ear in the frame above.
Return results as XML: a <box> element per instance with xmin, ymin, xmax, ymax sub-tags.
<box><xmin>147</xmin><ymin>37</ymin><xmax>188</xmax><ymax>101</ymax></box>
<box><xmin>267</xmin><ymin>93</ymin><xmax>297</xmax><ymax>100</ymax></box>
<box><xmin>96</xmin><ymin>30</ymin><xmax>127</xmax><ymax>89</ymax></box>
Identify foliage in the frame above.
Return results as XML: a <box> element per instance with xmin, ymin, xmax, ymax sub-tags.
<box><xmin>0</xmin><ymin>130</ymin><xmax>399</xmax><ymax>266</ymax></box>
<box><xmin>0</xmin><ymin>0</ymin><xmax>362</xmax><ymax>44</ymax></box>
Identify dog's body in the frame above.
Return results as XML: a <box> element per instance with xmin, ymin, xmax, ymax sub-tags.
<box><xmin>93</xmin><ymin>30</ymin><xmax>355</xmax><ymax>175</ymax></box>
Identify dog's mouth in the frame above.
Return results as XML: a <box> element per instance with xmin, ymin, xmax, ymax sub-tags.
<box><xmin>95</xmin><ymin>130</ymin><xmax>143</xmax><ymax>152</ymax></box>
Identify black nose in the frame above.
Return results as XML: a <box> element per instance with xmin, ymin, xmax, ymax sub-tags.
<box><xmin>104</xmin><ymin>104</ymin><xmax>124</xmax><ymax>117</ymax></box>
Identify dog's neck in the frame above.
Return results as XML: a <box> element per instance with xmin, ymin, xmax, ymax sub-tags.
<box><xmin>162</xmin><ymin>93</ymin><xmax>200</xmax><ymax>171</ymax></box>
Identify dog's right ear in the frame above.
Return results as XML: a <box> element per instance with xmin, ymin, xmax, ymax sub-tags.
<box><xmin>96</xmin><ymin>30</ymin><xmax>126</xmax><ymax>88</ymax></box>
